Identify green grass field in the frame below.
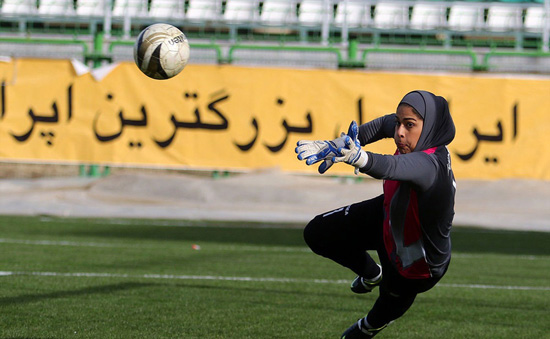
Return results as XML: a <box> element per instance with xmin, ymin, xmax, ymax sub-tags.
<box><xmin>1</xmin><ymin>215</ymin><xmax>549</xmax><ymax>338</ymax></box>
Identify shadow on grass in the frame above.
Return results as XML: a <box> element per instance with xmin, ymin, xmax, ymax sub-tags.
<box><xmin>164</xmin><ymin>282</ymin><xmax>367</xmax><ymax>313</ymax></box>
<box><xmin>69</xmin><ymin>223</ymin><xmax>550</xmax><ymax>256</ymax></box>
<box><xmin>1</xmin><ymin>216</ymin><xmax>549</xmax><ymax>256</ymax></box>
<box><xmin>75</xmin><ymin>224</ymin><xmax>307</xmax><ymax>247</ymax></box>
<box><xmin>451</xmin><ymin>227</ymin><xmax>550</xmax><ymax>256</ymax></box>
<box><xmin>1</xmin><ymin>277</ymin><xmax>363</xmax><ymax>313</ymax></box>
<box><xmin>0</xmin><ymin>216</ymin><xmax>307</xmax><ymax>247</ymax></box>
<box><xmin>0</xmin><ymin>281</ymin><xmax>153</xmax><ymax>306</ymax></box>
<box><xmin>168</xmin><ymin>281</ymin><xmax>349</xmax><ymax>299</ymax></box>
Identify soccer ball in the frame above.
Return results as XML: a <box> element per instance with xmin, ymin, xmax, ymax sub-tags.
<box><xmin>133</xmin><ymin>23</ymin><xmax>190</xmax><ymax>80</ymax></box>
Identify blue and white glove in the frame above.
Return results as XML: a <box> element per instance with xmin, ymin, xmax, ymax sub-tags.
<box><xmin>333</xmin><ymin>121</ymin><xmax>369</xmax><ymax>175</ymax></box>
<box><xmin>295</xmin><ymin>134</ymin><xmax>346</xmax><ymax>174</ymax></box>
<box><xmin>295</xmin><ymin>121</ymin><xmax>361</xmax><ymax>174</ymax></box>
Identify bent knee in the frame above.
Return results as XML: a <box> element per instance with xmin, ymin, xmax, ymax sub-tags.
<box><xmin>303</xmin><ymin>216</ymin><xmax>330</xmax><ymax>255</ymax></box>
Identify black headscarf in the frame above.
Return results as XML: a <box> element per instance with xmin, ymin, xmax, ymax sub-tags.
<box><xmin>399</xmin><ymin>90</ymin><xmax>455</xmax><ymax>152</ymax></box>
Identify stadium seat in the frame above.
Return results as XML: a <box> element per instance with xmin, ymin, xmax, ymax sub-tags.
<box><xmin>373</xmin><ymin>2</ymin><xmax>409</xmax><ymax>30</ymax></box>
<box><xmin>334</xmin><ymin>1</ymin><xmax>369</xmax><ymax>28</ymax></box>
<box><xmin>524</xmin><ymin>6</ymin><xmax>545</xmax><ymax>33</ymax></box>
<box><xmin>409</xmin><ymin>3</ymin><xmax>447</xmax><ymax>30</ymax></box>
<box><xmin>448</xmin><ymin>3</ymin><xmax>484</xmax><ymax>32</ymax></box>
<box><xmin>149</xmin><ymin>0</ymin><xmax>185</xmax><ymax>19</ymax></box>
<box><xmin>224</xmin><ymin>0</ymin><xmax>259</xmax><ymax>23</ymax></box>
<box><xmin>260</xmin><ymin>0</ymin><xmax>297</xmax><ymax>26</ymax></box>
<box><xmin>38</xmin><ymin>0</ymin><xmax>76</xmax><ymax>15</ymax></box>
<box><xmin>298</xmin><ymin>0</ymin><xmax>329</xmax><ymax>27</ymax></box>
<box><xmin>185</xmin><ymin>0</ymin><xmax>221</xmax><ymax>22</ymax></box>
<box><xmin>1</xmin><ymin>0</ymin><xmax>37</xmax><ymax>14</ymax></box>
<box><xmin>76</xmin><ymin>0</ymin><xmax>105</xmax><ymax>16</ymax></box>
<box><xmin>112</xmin><ymin>0</ymin><xmax>148</xmax><ymax>17</ymax></box>
<box><xmin>486</xmin><ymin>5</ymin><xmax>523</xmax><ymax>32</ymax></box>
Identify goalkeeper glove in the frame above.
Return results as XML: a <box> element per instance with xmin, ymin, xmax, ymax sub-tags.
<box><xmin>333</xmin><ymin>122</ymin><xmax>368</xmax><ymax>175</ymax></box>
<box><xmin>295</xmin><ymin>120</ymin><xmax>362</xmax><ymax>174</ymax></box>
<box><xmin>295</xmin><ymin>135</ymin><xmax>346</xmax><ymax>174</ymax></box>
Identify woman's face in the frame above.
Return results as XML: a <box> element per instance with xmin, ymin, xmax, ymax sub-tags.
<box><xmin>394</xmin><ymin>105</ymin><xmax>424</xmax><ymax>154</ymax></box>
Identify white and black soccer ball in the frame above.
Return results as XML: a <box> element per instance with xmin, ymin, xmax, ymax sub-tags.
<box><xmin>134</xmin><ymin>23</ymin><xmax>190</xmax><ymax>80</ymax></box>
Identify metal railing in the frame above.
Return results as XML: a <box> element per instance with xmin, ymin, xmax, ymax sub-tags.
<box><xmin>5</xmin><ymin>35</ymin><xmax>550</xmax><ymax>73</ymax></box>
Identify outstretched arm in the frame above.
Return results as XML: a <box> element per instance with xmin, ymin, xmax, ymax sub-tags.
<box><xmin>358</xmin><ymin>114</ymin><xmax>396</xmax><ymax>146</ymax></box>
<box><xmin>361</xmin><ymin>151</ymin><xmax>439</xmax><ymax>191</ymax></box>
<box><xmin>333</xmin><ymin>120</ymin><xmax>439</xmax><ymax>191</ymax></box>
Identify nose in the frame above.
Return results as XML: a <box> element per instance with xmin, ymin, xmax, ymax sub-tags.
<box><xmin>396</xmin><ymin>124</ymin><xmax>405</xmax><ymax>138</ymax></box>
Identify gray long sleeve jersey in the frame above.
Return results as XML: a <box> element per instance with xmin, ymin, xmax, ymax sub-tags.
<box><xmin>356</xmin><ymin>91</ymin><xmax>456</xmax><ymax>279</ymax></box>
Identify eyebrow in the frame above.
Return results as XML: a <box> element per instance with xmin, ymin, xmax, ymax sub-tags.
<box><xmin>396</xmin><ymin>117</ymin><xmax>418</xmax><ymax>122</ymax></box>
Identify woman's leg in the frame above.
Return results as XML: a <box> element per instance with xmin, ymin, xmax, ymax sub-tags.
<box><xmin>365</xmin><ymin>286</ymin><xmax>417</xmax><ymax>329</ymax></box>
<box><xmin>303</xmin><ymin>195</ymin><xmax>384</xmax><ymax>278</ymax></box>
<box><xmin>341</xmin><ymin>286</ymin><xmax>417</xmax><ymax>338</ymax></box>
<box><xmin>365</xmin><ymin>255</ymin><xmax>445</xmax><ymax>329</ymax></box>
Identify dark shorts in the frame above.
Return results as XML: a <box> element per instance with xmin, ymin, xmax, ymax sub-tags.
<box><xmin>303</xmin><ymin>194</ymin><xmax>447</xmax><ymax>297</ymax></box>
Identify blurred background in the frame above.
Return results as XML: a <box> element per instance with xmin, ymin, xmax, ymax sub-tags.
<box><xmin>1</xmin><ymin>0</ymin><xmax>549</xmax><ymax>70</ymax></box>
<box><xmin>0</xmin><ymin>0</ymin><xmax>549</xmax><ymax>231</ymax></box>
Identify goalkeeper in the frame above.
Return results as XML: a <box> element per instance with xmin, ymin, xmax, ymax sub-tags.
<box><xmin>295</xmin><ymin>90</ymin><xmax>456</xmax><ymax>338</ymax></box>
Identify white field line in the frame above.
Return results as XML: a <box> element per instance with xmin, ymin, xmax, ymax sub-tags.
<box><xmin>39</xmin><ymin>216</ymin><xmax>550</xmax><ymax>235</ymax></box>
<box><xmin>0</xmin><ymin>238</ymin><xmax>127</xmax><ymax>248</ymax></box>
<box><xmin>451</xmin><ymin>253</ymin><xmax>547</xmax><ymax>261</ymax></box>
<box><xmin>37</xmin><ymin>217</ymin><xmax>296</xmax><ymax>229</ymax></box>
<box><xmin>1</xmin><ymin>271</ymin><xmax>549</xmax><ymax>292</ymax></box>
<box><xmin>0</xmin><ymin>238</ymin><xmax>311</xmax><ymax>252</ymax></box>
<box><xmin>1</xmin><ymin>238</ymin><xmax>549</xmax><ymax>260</ymax></box>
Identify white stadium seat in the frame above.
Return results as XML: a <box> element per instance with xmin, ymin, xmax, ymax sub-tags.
<box><xmin>38</xmin><ymin>0</ymin><xmax>76</xmax><ymax>15</ymax></box>
<box><xmin>112</xmin><ymin>0</ymin><xmax>148</xmax><ymax>17</ymax></box>
<box><xmin>486</xmin><ymin>5</ymin><xmax>523</xmax><ymax>32</ymax></box>
<box><xmin>224</xmin><ymin>0</ymin><xmax>259</xmax><ymax>23</ymax></box>
<box><xmin>373</xmin><ymin>2</ymin><xmax>409</xmax><ymax>29</ymax></box>
<box><xmin>76</xmin><ymin>0</ymin><xmax>104</xmax><ymax>16</ymax></box>
<box><xmin>334</xmin><ymin>1</ymin><xmax>369</xmax><ymax>28</ymax></box>
<box><xmin>186</xmin><ymin>0</ymin><xmax>221</xmax><ymax>22</ymax></box>
<box><xmin>410</xmin><ymin>3</ymin><xmax>447</xmax><ymax>30</ymax></box>
<box><xmin>149</xmin><ymin>0</ymin><xmax>185</xmax><ymax>19</ymax></box>
<box><xmin>448</xmin><ymin>4</ymin><xmax>483</xmax><ymax>32</ymax></box>
<box><xmin>1</xmin><ymin>0</ymin><xmax>37</xmax><ymax>14</ymax></box>
<box><xmin>298</xmin><ymin>0</ymin><xmax>327</xmax><ymax>27</ymax></box>
<box><xmin>260</xmin><ymin>0</ymin><xmax>297</xmax><ymax>26</ymax></box>
<box><xmin>524</xmin><ymin>6</ymin><xmax>546</xmax><ymax>33</ymax></box>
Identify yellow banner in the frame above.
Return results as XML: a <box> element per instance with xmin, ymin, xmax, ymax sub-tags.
<box><xmin>0</xmin><ymin>58</ymin><xmax>548</xmax><ymax>179</ymax></box>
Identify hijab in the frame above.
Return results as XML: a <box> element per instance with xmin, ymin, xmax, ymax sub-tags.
<box><xmin>399</xmin><ymin>90</ymin><xmax>455</xmax><ymax>152</ymax></box>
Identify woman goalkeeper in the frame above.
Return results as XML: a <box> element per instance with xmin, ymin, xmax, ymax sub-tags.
<box><xmin>295</xmin><ymin>90</ymin><xmax>456</xmax><ymax>338</ymax></box>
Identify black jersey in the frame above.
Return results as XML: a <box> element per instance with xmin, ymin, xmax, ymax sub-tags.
<box><xmin>357</xmin><ymin>91</ymin><xmax>456</xmax><ymax>278</ymax></box>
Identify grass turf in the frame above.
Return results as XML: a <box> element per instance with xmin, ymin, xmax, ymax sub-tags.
<box><xmin>0</xmin><ymin>215</ymin><xmax>549</xmax><ymax>338</ymax></box>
